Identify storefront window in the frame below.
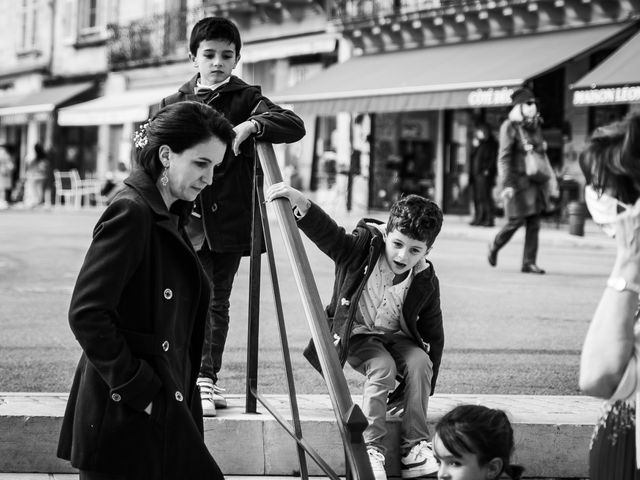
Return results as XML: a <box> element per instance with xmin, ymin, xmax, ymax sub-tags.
<box><xmin>589</xmin><ymin>104</ymin><xmax>629</xmax><ymax>133</ymax></box>
<box><xmin>310</xmin><ymin>115</ymin><xmax>338</xmax><ymax>192</ymax></box>
<box><xmin>371</xmin><ymin>111</ymin><xmax>436</xmax><ymax>210</ymax></box>
<box><xmin>443</xmin><ymin>110</ymin><xmax>472</xmax><ymax>214</ymax></box>
<box><xmin>60</xmin><ymin>126</ymin><xmax>98</xmax><ymax>176</ymax></box>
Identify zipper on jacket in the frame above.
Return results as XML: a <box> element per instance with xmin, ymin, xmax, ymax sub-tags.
<box><xmin>338</xmin><ymin>242</ymin><xmax>378</xmax><ymax>365</ymax></box>
<box><xmin>204</xmin><ymin>92</ymin><xmax>220</xmax><ymax>105</ymax></box>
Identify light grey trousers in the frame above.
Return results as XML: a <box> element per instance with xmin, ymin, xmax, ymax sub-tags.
<box><xmin>347</xmin><ymin>334</ymin><xmax>433</xmax><ymax>455</ymax></box>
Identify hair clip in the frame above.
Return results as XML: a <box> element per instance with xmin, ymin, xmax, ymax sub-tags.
<box><xmin>133</xmin><ymin>122</ymin><xmax>150</xmax><ymax>150</ymax></box>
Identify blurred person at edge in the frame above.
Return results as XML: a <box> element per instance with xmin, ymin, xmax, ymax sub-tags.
<box><xmin>468</xmin><ymin>124</ymin><xmax>498</xmax><ymax>227</ymax></box>
<box><xmin>579</xmin><ymin>112</ymin><xmax>640</xmax><ymax>479</ymax></box>
<box><xmin>57</xmin><ymin>101</ymin><xmax>234</xmax><ymax>480</ymax></box>
<box><xmin>23</xmin><ymin>143</ymin><xmax>51</xmax><ymax>208</ymax></box>
<box><xmin>0</xmin><ymin>144</ymin><xmax>15</xmax><ymax>209</ymax></box>
<box><xmin>487</xmin><ymin>87</ymin><xmax>548</xmax><ymax>274</ymax></box>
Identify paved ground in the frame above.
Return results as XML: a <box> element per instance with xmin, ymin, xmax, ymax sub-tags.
<box><xmin>0</xmin><ymin>204</ymin><xmax>615</xmax><ymax>396</ymax></box>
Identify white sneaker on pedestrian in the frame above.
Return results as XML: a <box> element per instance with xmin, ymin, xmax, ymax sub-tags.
<box><xmin>367</xmin><ymin>447</ymin><xmax>387</xmax><ymax>480</ymax></box>
<box><xmin>196</xmin><ymin>377</ymin><xmax>217</xmax><ymax>417</ymax></box>
<box><xmin>401</xmin><ymin>440</ymin><xmax>439</xmax><ymax>478</ymax></box>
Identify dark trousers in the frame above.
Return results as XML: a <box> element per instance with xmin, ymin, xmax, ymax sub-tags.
<box><xmin>472</xmin><ymin>175</ymin><xmax>494</xmax><ymax>224</ymax></box>
<box><xmin>197</xmin><ymin>246</ymin><xmax>243</xmax><ymax>383</ymax></box>
<box><xmin>491</xmin><ymin>213</ymin><xmax>541</xmax><ymax>266</ymax></box>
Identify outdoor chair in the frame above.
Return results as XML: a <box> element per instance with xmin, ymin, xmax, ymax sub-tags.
<box><xmin>54</xmin><ymin>169</ymin><xmax>106</xmax><ymax>209</ymax></box>
<box><xmin>75</xmin><ymin>171</ymin><xmax>106</xmax><ymax>207</ymax></box>
<box><xmin>53</xmin><ymin>169</ymin><xmax>81</xmax><ymax>208</ymax></box>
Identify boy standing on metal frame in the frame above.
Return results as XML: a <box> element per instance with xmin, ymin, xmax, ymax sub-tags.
<box><xmin>161</xmin><ymin>17</ymin><xmax>305</xmax><ymax>417</ymax></box>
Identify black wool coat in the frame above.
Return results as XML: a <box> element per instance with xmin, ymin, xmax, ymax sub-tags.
<box><xmin>57</xmin><ymin>169</ymin><xmax>223</xmax><ymax>480</ymax></box>
<box><xmin>161</xmin><ymin>75</ymin><xmax>306</xmax><ymax>254</ymax></box>
<box><xmin>297</xmin><ymin>203</ymin><xmax>444</xmax><ymax>395</ymax></box>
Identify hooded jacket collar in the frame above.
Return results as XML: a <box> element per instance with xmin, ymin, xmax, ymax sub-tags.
<box><xmin>178</xmin><ymin>74</ymin><xmax>255</xmax><ymax>96</ymax></box>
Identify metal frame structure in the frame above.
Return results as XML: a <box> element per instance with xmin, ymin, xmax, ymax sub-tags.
<box><xmin>243</xmin><ymin>115</ymin><xmax>373</xmax><ymax>480</ymax></box>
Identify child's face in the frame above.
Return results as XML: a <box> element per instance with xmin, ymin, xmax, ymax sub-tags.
<box><xmin>433</xmin><ymin>434</ymin><xmax>498</xmax><ymax>480</ymax></box>
<box><xmin>190</xmin><ymin>39</ymin><xmax>239</xmax><ymax>86</ymax></box>
<box><xmin>384</xmin><ymin>228</ymin><xmax>429</xmax><ymax>275</ymax></box>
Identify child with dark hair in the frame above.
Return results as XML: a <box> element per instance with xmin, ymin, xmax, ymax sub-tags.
<box><xmin>57</xmin><ymin>101</ymin><xmax>235</xmax><ymax>480</ymax></box>
<box><xmin>265</xmin><ymin>183</ymin><xmax>445</xmax><ymax>480</ymax></box>
<box><xmin>161</xmin><ymin>16</ymin><xmax>305</xmax><ymax>417</ymax></box>
<box><xmin>433</xmin><ymin>404</ymin><xmax>524</xmax><ymax>480</ymax></box>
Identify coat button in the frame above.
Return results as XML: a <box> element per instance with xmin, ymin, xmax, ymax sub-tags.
<box><xmin>111</xmin><ymin>393</ymin><xmax>121</xmax><ymax>402</ymax></box>
<box><xmin>211</xmin><ymin>202</ymin><xmax>218</xmax><ymax>212</ymax></box>
<box><xmin>175</xmin><ymin>391</ymin><xmax>183</xmax><ymax>402</ymax></box>
<box><xmin>163</xmin><ymin>288</ymin><xmax>173</xmax><ymax>300</ymax></box>
<box><xmin>162</xmin><ymin>340</ymin><xmax>170</xmax><ymax>352</ymax></box>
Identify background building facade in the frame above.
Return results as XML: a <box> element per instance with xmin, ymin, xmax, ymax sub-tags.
<box><xmin>1</xmin><ymin>0</ymin><xmax>639</xmax><ymax>214</ymax></box>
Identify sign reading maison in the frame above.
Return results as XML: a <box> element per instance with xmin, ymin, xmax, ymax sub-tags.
<box><xmin>467</xmin><ymin>87</ymin><xmax>514</xmax><ymax>107</ymax></box>
<box><xmin>573</xmin><ymin>86</ymin><xmax>640</xmax><ymax>106</ymax></box>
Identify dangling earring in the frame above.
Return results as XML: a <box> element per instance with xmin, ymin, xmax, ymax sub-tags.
<box><xmin>161</xmin><ymin>165</ymin><xmax>169</xmax><ymax>187</ymax></box>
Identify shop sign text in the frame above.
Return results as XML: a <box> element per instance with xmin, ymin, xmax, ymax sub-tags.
<box><xmin>467</xmin><ymin>87</ymin><xmax>514</xmax><ymax>107</ymax></box>
<box><xmin>573</xmin><ymin>86</ymin><xmax>640</xmax><ymax>106</ymax></box>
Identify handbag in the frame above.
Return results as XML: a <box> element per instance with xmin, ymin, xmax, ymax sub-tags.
<box><xmin>517</xmin><ymin>124</ymin><xmax>552</xmax><ymax>184</ymax></box>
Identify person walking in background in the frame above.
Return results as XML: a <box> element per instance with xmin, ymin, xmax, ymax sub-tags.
<box><xmin>23</xmin><ymin>143</ymin><xmax>50</xmax><ymax>208</ymax></box>
<box><xmin>0</xmin><ymin>144</ymin><xmax>15</xmax><ymax>210</ymax></box>
<box><xmin>57</xmin><ymin>101</ymin><xmax>235</xmax><ymax>480</ymax></box>
<box><xmin>469</xmin><ymin>124</ymin><xmax>498</xmax><ymax>227</ymax></box>
<box><xmin>160</xmin><ymin>16</ymin><xmax>305</xmax><ymax>417</ymax></box>
<box><xmin>487</xmin><ymin>87</ymin><xmax>548</xmax><ymax>274</ymax></box>
<box><xmin>265</xmin><ymin>183</ymin><xmax>444</xmax><ymax>480</ymax></box>
<box><xmin>432</xmin><ymin>404</ymin><xmax>524</xmax><ymax>480</ymax></box>
<box><xmin>578</xmin><ymin>113</ymin><xmax>640</xmax><ymax>479</ymax></box>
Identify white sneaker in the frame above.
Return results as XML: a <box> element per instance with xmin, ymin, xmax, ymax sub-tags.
<box><xmin>401</xmin><ymin>440</ymin><xmax>439</xmax><ymax>478</ymax></box>
<box><xmin>367</xmin><ymin>447</ymin><xmax>387</xmax><ymax>480</ymax></box>
<box><xmin>196</xmin><ymin>377</ymin><xmax>217</xmax><ymax>417</ymax></box>
<box><xmin>211</xmin><ymin>383</ymin><xmax>227</xmax><ymax>409</ymax></box>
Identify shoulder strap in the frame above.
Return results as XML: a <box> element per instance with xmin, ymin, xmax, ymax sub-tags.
<box><xmin>515</xmin><ymin>123</ymin><xmax>530</xmax><ymax>149</ymax></box>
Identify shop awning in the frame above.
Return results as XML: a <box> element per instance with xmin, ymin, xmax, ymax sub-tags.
<box><xmin>272</xmin><ymin>24</ymin><xmax>629</xmax><ymax>115</ymax></box>
<box><xmin>0</xmin><ymin>82</ymin><xmax>94</xmax><ymax>118</ymax></box>
<box><xmin>571</xmin><ymin>29</ymin><xmax>640</xmax><ymax>106</ymax></box>
<box><xmin>242</xmin><ymin>32</ymin><xmax>337</xmax><ymax>63</ymax></box>
<box><xmin>58</xmin><ymin>86</ymin><xmax>176</xmax><ymax>126</ymax></box>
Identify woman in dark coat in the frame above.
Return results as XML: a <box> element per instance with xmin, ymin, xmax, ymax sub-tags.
<box><xmin>488</xmin><ymin>87</ymin><xmax>548</xmax><ymax>274</ymax></box>
<box><xmin>57</xmin><ymin>101</ymin><xmax>235</xmax><ymax>480</ymax></box>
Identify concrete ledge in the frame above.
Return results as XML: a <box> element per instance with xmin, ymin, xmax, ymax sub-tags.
<box><xmin>0</xmin><ymin>393</ymin><xmax>601</xmax><ymax>478</ymax></box>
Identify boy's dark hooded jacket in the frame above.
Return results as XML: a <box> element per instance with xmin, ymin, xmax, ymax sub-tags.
<box><xmin>161</xmin><ymin>74</ymin><xmax>305</xmax><ymax>254</ymax></box>
<box><xmin>297</xmin><ymin>203</ymin><xmax>444</xmax><ymax>394</ymax></box>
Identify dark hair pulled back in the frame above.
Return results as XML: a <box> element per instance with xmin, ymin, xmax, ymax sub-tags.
<box><xmin>136</xmin><ymin>101</ymin><xmax>235</xmax><ymax>182</ymax></box>
<box><xmin>435</xmin><ymin>404</ymin><xmax>523</xmax><ymax>480</ymax></box>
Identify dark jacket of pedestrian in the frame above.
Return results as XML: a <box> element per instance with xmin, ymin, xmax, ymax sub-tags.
<box><xmin>498</xmin><ymin>116</ymin><xmax>546</xmax><ymax>219</ymax></box>
<box><xmin>161</xmin><ymin>74</ymin><xmax>305</xmax><ymax>254</ymax></box>
<box><xmin>57</xmin><ymin>169</ymin><xmax>220</xmax><ymax>479</ymax></box>
<box><xmin>471</xmin><ymin>135</ymin><xmax>498</xmax><ymax>183</ymax></box>
<box><xmin>299</xmin><ymin>203</ymin><xmax>444</xmax><ymax>394</ymax></box>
